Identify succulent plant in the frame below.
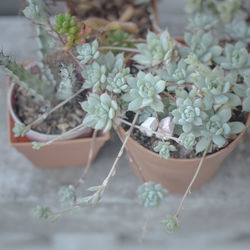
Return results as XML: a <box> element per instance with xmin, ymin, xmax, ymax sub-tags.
<box><xmin>172</xmin><ymin>89</ymin><xmax>208</xmax><ymax>133</ymax></box>
<box><xmin>192</xmin><ymin>66</ymin><xmax>240</xmax><ymax>109</ymax></box>
<box><xmin>196</xmin><ymin>107</ymin><xmax>245</xmax><ymax>152</ymax></box>
<box><xmin>153</xmin><ymin>141</ymin><xmax>176</xmax><ymax>159</ymax></box>
<box><xmin>225</xmin><ymin>20</ymin><xmax>250</xmax><ymax>44</ymax></box>
<box><xmin>106</xmin><ymin>68</ymin><xmax>130</xmax><ymax>94</ymax></box>
<box><xmin>187</xmin><ymin>13</ymin><xmax>218</xmax><ymax>31</ymax></box>
<box><xmin>137</xmin><ymin>181</ymin><xmax>168</xmax><ymax>208</ymax></box>
<box><xmin>12</xmin><ymin>123</ymin><xmax>26</xmax><ymax>138</ymax></box>
<box><xmin>54</xmin><ymin>13</ymin><xmax>91</xmax><ymax>49</ymax></box>
<box><xmin>161</xmin><ymin>214</ymin><xmax>180</xmax><ymax>234</ymax></box>
<box><xmin>217</xmin><ymin>0</ymin><xmax>241</xmax><ymax>23</ymax></box>
<box><xmin>122</xmin><ymin>71</ymin><xmax>165</xmax><ymax>112</ymax></box>
<box><xmin>106</xmin><ymin>30</ymin><xmax>134</xmax><ymax>51</ymax></box>
<box><xmin>214</xmin><ymin>42</ymin><xmax>250</xmax><ymax>76</ymax></box>
<box><xmin>33</xmin><ymin>206</ymin><xmax>52</xmax><ymax>219</ymax></box>
<box><xmin>82</xmin><ymin>52</ymin><xmax>129</xmax><ymax>93</ymax></box>
<box><xmin>81</xmin><ymin>62</ymin><xmax>107</xmax><ymax>92</ymax></box>
<box><xmin>0</xmin><ymin>52</ymin><xmax>53</xmax><ymax>101</ymax></box>
<box><xmin>23</xmin><ymin>0</ymin><xmax>49</xmax><ymax>25</ymax></box>
<box><xmin>58</xmin><ymin>185</ymin><xmax>76</xmax><ymax>206</ymax></box>
<box><xmin>179</xmin><ymin>132</ymin><xmax>196</xmax><ymax>149</ymax></box>
<box><xmin>160</xmin><ymin>59</ymin><xmax>195</xmax><ymax>86</ymax></box>
<box><xmin>133</xmin><ymin>31</ymin><xmax>175</xmax><ymax>67</ymax></box>
<box><xmin>56</xmin><ymin>64</ymin><xmax>76</xmax><ymax>101</ymax></box>
<box><xmin>184</xmin><ymin>0</ymin><xmax>203</xmax><ymax>14</ymax></box>
<box><xmin>233</xmin><ymin>74</ymin><xmax>250</xmax><ymax>112</ymax></box>
<box><xmin>81</xmin><ymin>93</ymin><xmax>118</xmax><ymax>133</ymax></box>
<box><xmin>180</xmin><ymin>31</ymin><xmax>222</xmax><ymax>64</ymax></box>
<box><xmin>76</xmin><ymin>40</ymin><xmax>100</xmax><ymax>65</ymax></box>
<box><xmin>35</xmin><ymin>26</ymin><xmax>58</xmax><ymax>60</ymax></box>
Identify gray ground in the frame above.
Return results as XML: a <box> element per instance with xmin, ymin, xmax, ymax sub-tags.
<box><xmin>0</xmin><ymin>1</ymin><xmax>250</xmax><ymax>249</ymax></box>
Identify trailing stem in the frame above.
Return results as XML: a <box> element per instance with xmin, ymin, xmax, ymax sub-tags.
<box><xmin>87</xmin><ymin>110</ymin><xmax>140</xmax><ymax>204</ymax></box>
<box><xmin>175</xmin><ymin>146</ymin><xmax>209</xmax><ymax>218</ymax></box>
<box><xmin>32</xmin><ymin>123</ymin><xmax>87</xmax><ymax>149</ymax></box>
<box><xmin>162</xmin><ymin>91</ymin><xmax>176</xmax><ymax>102</ymax></box>
<box><xmin>102</xmin><ymin>110</ymin><xmax>140</xmax><ymax>186</ymax></box>
<box><xmin>115</xmin><ymin>127</ymin><xmax>146</xmax><ymax>182</ymax></box>
<box><xmin>23</xmin><ymin>88</ymin><xmax>85</xmax><ymax>135</ymax></box>
<box><xmin>138</xmin><ymin>209</ymin><xmax>150</xmax><ymax>243</ymax></box>
<box><xmin>100</xmin><ymin>46</ymin><xmax>139</xmax><ymax>53</ymax></box>
<box><xmin>74</xmin><ymin>129</ymin><xmax>98</xmax><ymax>189</ymax></box>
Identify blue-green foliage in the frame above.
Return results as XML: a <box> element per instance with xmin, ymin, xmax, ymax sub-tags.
<box><xmin>138</xmin><ymin>181</ymin><xmax>168</xmax><ymax>208</ymax></box>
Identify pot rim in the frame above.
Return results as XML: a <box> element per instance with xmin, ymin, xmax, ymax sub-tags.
<box><xmin>118</xmin><ymin>113</ymin><xmax>250</xmax><ymax>162</ymax></box>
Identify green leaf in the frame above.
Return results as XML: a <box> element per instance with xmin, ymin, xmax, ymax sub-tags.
<box><xmin>128</xmin><ymin>98</ymin><xmax>142</xmax><ymax>111</ymax></box>
<box><xmin>195</xmin><ymin>136</ymin><xmax>211</xmax><ymax>153</ymax></box>
<box><xmin>243</xmin><ymin>97</ymin><xmax>250</xmax><ymax>112</ymax></box>
<box><xmin>212</xmin><ymin>135</ymin><xmax>226</xmax><ymax>147</ymax></box>
<box><xmin>228</xmin><ymin>122</ymin><xmax>245</xmax><ymax>134</ymax></box>
<box><xmin>217</xmin><ymin>108</ymin><xmax>231</xmax><ymax>123</ymax></box>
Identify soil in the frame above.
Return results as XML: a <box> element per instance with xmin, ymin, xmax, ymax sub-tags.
<box><xmin>122</xmin><ymin>109</ymin><xmax>248</xmax><ymax>159</ymax></box>
<box><xmin>66</xmin><ymin>0</ymin><xmax>155</xmax><ymax>37</ymax></box>
<box><xmin>14</xmin><ymin>64</ymin><xmax>87</xmax><ymax>135</ymax></box>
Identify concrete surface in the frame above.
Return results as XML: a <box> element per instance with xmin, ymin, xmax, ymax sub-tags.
<box><xmin>0</xmin><ymin>1</ymin><xmax>250</xmax><ymax>249</ymax></box>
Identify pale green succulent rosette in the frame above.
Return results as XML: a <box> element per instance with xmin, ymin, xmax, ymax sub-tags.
<box><xmin>179</xmin><ymin>132</ymin><xmax>196</xmax><ymax>149</ymax></box>
<box><xmin>233</xmin><ymin>74</ymin><xmax>250</xmax><ymax>112</ymax></box>
<box><xmin>172</xmin><ymin>89</ymin><xmax>208</xmax><ymax>134</ymax></box>
<box><xmin>180</xmin><ymin>31</ymin><xmax>222</xmax><ymax>65</ymax></box>
<box><xmin>76</xmin><ymin>40</ymin><xmax>100</xmax><ymax>65</ymax></box>
<box><xmin>214</xmin><ymin>42</ymin><xmax>250</xmax><ymax>76</ymax></box>
<box><xmin>187</xmin><ymin>13</ymin><xmax>218</xmax><ymax>31</ymax></box>
<box><xmin>161</xmin><ymin>214</ymin><xmax>180</xmax><ymax>234</ymax></box>
<box><xmin>122</xmin><ymin>71</ymin><xmax>165</xmax><ymax>112</ymax></box>
<box><xmin>192</xmin><ymin>66</ymin><xmax>241</xmax><ymax>109</ymax></box>
<box><xmin>225</xmin><ymin>20</ymin><xmax>250</xmax><ymax>44</ymax></box>
<box><xmin>81</xmin><ymin>93</ymin><xmax>118</xmax><ymax>133</ymax></box>
<box><xmin>133</xmin><ymin>31</ymin><xmax>175</xmax><ymax>67</ymax></box>
<box><xmin>196</xmin><ymin>107</ymin><xmax>245</xmax><ymax>152</ymax></box>
<box><xmin>153</xmin><ymin>141</ymin><xmax>176</xmax><ymax>159</ymax></box>
<box><xmin>137</xmin><ymin>181</ymin><xmax>168</xmax><ymax>208</ymax></box>
<box><xmin>159</xmin><ymin>59</ymin><xmax>195</xmax><ymax>90</ymax></box>
<box><xmin>217</xmin><ymin>0</ymin><xmax>241</xmax><ymax>23</ymax></box>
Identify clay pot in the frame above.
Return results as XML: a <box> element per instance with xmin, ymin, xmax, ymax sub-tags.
<box><xmin>6</xmin><ymin>77</ymin><xmax>110</xmax><ymax>168</ymax></box>
<box><xmin>118</xmin><ymin>114</ymin><xmax>250</xmax><ymax>194</ymax></box>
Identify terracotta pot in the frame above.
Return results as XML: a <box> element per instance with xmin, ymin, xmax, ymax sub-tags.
<box><xmin>7</xmin><ymin>109</ymin><xmax>110</xmax><ymax>168</ymax></box>
<box><xmin>6</xmin><ymin>74</ymin><xmax>110</xmax><ymax>168</ymax></box>
<box><xmin>118</xmin><ymin>114</ymin><xmax>250</xmax><ymax>194</ymax></box>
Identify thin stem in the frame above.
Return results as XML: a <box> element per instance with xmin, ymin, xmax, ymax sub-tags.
<box><xmin>175</xmin><ymin>146</ymin><xmax>209</xmax><ymax>218</ymax></box>
<box><xmin>118</xmin><ymin>118</ymin><xmax>180</xmax><ymax>143</ymax></box>
<box><xmin>74</xmin><ymin>129</ymin><xmax>98</xmax><ymax>189</ymax></box>
<box><xmin>115</xmin><ymin>127</ymin><xmax>146</xmax><ymax>182</ymax></box>
<box><xmin>139</xmin><ymin>209</ymin><xmax>150</xmax><ymax>243</ymax></box>
<box><xmin>100</xmin><ymin>46</ymin><xmax>139</xmax><ymax>53</ymax></box>
<box><xmin>35</xmin><ymin>123</ymin><xmax>87</xmax><ymax>148</ymax></box>
<box><xmin>162</xmin><ymin>91</ymin><xmax>176</xmax><ymax>102</ymax></box>
<box><xmin>24</xmin><ymin>88</ymin><xmax>85</xmax><ymax>133</ymax></box>
<box><xmin>102</xmin><ymin>111</ymin><xmax>140</xmax><ymax>187</ymax></box>
<box><xmin>112</xmin><ymin>39</ymin><xmax>146</xmax><ymax>46</ymax></box>
<box><xmin>51</xmin><ymin>204</ymin><xmax>81</xmax><ymax>217</ymax></box>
